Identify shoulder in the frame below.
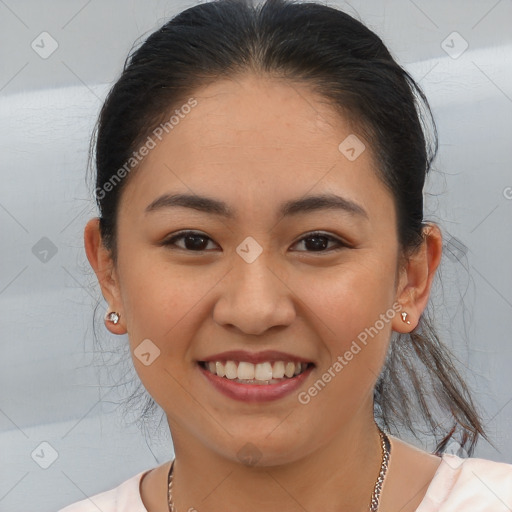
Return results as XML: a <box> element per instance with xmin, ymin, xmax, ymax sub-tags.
<box><xmin>382</xmin><ymin>435</ymin><xmax>512</xmax><ymax>512</ymax></box>
<box><xmin>416</xmin><ymin>454</ymin><xmax>512</xmax><ymax>511</ymax></box>
<box><xmin>58</xmin><ymin>469</ymin><xmax>151</xmax><ymax>512</ymax></box>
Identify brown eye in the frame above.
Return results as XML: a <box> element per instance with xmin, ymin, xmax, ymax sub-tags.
<box><xmin>292</xmin><ymin>232</ymin><xmax>347</xmax><ymax>252</ymax></box>
<box><xmin>163</xmin><ymin>231</ymin><xmax>218</xmax><ymax>251</ymax></box>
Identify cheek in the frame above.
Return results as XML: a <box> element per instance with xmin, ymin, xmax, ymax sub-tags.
<box><xmin>290</xmin><ymin>261</ymin><xmax>396</xmax><ymax>424</ymax></box>
<box><xmin>288</xmin><ymin>255</ymin><xmax>397</xmax><ymax>407</ymax></box>
<box><xmin>116</xmin><ymin>243</ymin><xmax>207</xmax><ymax>329</ymax></box>
<box><xmin>291</xmin><ymin>256</ymin><xmax>397</xmax><ymax>341</ymax></box>
<box><xmin>116</xmin><ymin>251</ymin><xmax>215</xmax><ymax>410</ymax></box>
<box><xmin>117</xmin><ymin>253</ymin><xmax>251</xmax><ymax>410</ymax></box>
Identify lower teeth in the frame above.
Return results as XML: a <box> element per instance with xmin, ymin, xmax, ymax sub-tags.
<box><xmin>231</xmin><ymin>377</ymin><xmax>284</xmax><ymax>385</ymax></box>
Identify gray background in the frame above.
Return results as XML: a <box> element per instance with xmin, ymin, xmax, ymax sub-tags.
<box><xmin>1</xmin><ymin>1</ymin><xmax>511</xmax><ymax>511</ymax></box>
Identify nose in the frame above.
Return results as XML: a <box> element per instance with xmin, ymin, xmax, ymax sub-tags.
<box><xmin>212</xmin><ymin>250</ymin><xmax>296</xmax><ymax>336</ymax></box>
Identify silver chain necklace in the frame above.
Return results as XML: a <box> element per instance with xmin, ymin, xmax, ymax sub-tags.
<box><xmin>167</xmin><ymin>428</ymin><xmax>391</xmax><ymax>512</ymax></box>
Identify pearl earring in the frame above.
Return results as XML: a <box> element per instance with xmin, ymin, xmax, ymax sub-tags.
<box><xmin>105</xmin><ymin>311</ymin><xmax>120</xmax><ymax>325</ymax></box>
<box><xmin>401</xmin><ymin>312</ymin><xmax>411</xmax><ymax>325</ymax></box>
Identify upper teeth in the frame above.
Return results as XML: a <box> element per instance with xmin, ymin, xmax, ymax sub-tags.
<box><xmin>204</xmin><ymin>360</ymin><xmax>307</xmax><ymax>380</ymax></box>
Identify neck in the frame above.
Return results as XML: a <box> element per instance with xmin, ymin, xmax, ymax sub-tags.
<box><xmin>168</xmin><ymin>406</ymin><xmax>384</xmax><ymax>512</ymax></box>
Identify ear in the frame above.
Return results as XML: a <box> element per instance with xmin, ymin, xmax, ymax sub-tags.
<box><xmin>392</xmin><ymin>223</ymin><xmax>443</xmax><ymax>333</ymax></box>
<box><xmin>84</xmin><ymin>218</ymin><xmax>126</xmax><ymax>335</ymax></box>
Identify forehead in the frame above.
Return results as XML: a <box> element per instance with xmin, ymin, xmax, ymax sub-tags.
<box><xmin>119</xmin><ymin>74</ymin><xmax>393</xmax><ymax>223</ymax></box>
<box><xmin>175</xmin><ymin>75</ymin><xmax>358</xmax><ymax>152</ymax></box>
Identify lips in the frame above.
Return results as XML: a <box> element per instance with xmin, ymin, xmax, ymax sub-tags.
<box><xmin>196</xmin><ymin>350</ymin><xmax>315</xmax><ymax>402</ymax></box>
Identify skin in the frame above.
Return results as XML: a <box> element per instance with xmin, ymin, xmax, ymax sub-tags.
<box><xmin>85</xmin><ymin>74</ymin><xmax>444</xmax><ymax>512</ymax></box>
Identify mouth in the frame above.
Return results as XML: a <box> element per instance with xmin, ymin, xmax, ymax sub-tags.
<box><xmin>197</xmin><ymin>359</ymin><xmax>315</xmax><ymax>402</ymax></box>
<box><xmin>198</xmin><ymin>360</ymin><xmax>314</xmax><ymax>385</ymax></box>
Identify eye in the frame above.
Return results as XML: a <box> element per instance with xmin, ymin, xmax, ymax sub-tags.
<box><xmin>291</xmin><ymin>231</ymin><xmax>347</xmax><ymax>252</ymax></box>
<box><xmin>162</xmin><ymin>230</ymin><xmax>219</xmax><ymax>252</ymax></box>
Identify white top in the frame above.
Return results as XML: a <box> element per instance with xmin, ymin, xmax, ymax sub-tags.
<box><xmin>59</xmin><ymin>454</ymin><xmax>512</xmax><ymax>512</ymax></box>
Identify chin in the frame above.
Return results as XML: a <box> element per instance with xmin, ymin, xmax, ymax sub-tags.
<box><xmin>214</xmin><ymin>428</ymin><xmax>316</xmax><ymax>468</ymax></box>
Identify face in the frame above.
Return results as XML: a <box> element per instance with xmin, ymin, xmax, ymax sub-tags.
<box><xmin>93</xmin><ymin>75</ymin><xmax>410</xmax><ymax>466</ymax></box>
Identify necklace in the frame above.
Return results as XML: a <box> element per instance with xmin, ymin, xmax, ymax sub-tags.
<box><xmin>167</xmin><ymin>427</ymin><xmax>391</xmax><ymax>512</ymax></box>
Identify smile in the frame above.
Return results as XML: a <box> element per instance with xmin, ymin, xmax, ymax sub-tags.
<box><xmin>199</xmin><ymin>360</ymin><xmax>312</xmax><ymax>385</ymax></box>
<box><xmin>197</xmin><ymin>359</ymin><xmax>315</xmax><ymax>402</ymax></box>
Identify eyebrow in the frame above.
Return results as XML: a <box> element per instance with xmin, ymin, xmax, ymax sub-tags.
<box><xmin>144</xmin><ymin>192</ymin><xmax>369</xmax><ymax>220</ymax></box>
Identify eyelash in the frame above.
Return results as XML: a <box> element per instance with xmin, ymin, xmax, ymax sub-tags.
<box><xmin>162</xmin><ymin>230</ymin><xmax>349</xmax><ymax>253</ymax></box>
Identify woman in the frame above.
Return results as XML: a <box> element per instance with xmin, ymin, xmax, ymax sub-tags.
<box><xmin>60</xmin><ymin>0</ymin><xmax>512</xmax><ymax>510</ymax></box>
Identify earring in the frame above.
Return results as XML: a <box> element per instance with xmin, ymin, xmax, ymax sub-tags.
<box><xmin>105</xmin><ymin>311</ymin><xmax>120</xmax><ymax>325</ymax></box>
<box><xmin>401</xmin><ymin>312</ymin><xmax>411</xmax><ymax>325</ymax></box>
